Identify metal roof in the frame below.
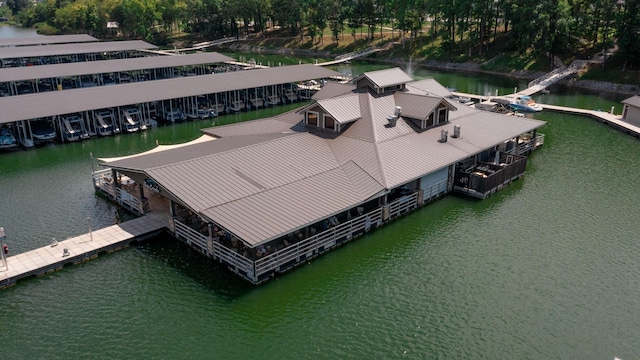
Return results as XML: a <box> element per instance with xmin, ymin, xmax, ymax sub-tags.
<box><xmin>101</xmin><ymin>67</ymin><xmax>546</xmax><ymax>247</ymax></box>
<box><xmin>0</xmin><ymin>34</ymin><xmax>98</xmax><ymax>47</ymax></box>
<box><xmin>0</xmin><ymin>52</ymin><xmax>234</xmax><ymax>82</ymax></box>
<box><xmin>622</xmin><ymin>95</ymin><xmax>640</xmax><ymax>108</ymax></box>
<box><xmin>393</xmin><ymin>92</ymin><xmax>443</xmax><ymax>121</ymax></box>
<box><xmin>316</xmin><ymin>93</ymin><xmax>361</xmax><ymax>124</ymax></box>
<box><xmin>353</xmin><ymin>67</ymin><xmax>414</xmax><ymax>88</ymax></box>
<box><xmin>405</xmin><ymin>78</ymin><xmax>453</xmax><ymax>98</ymax></box>
<box><xmin>0</xmin><ymin>40</ymin><xmax>156</xmax><ymax>60</ymax></box>
<box><xmin>0</xmin><ymin>64</ymin><xmax>341</xmax><ymax>124</ymax></box>
<box><xmin>311</xmin><ymin>82</ymin><xmax>355</xmax><ymax>100</ymax></box>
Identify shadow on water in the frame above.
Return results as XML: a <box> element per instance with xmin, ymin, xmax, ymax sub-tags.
<box><xmin>134</xmin><ymin>232</ymin><xmax>254</xmax><ymax>298</ymax></box>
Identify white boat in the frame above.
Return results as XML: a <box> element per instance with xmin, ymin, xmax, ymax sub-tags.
<box><xmin>509</xmin><ymin>95</ymin><xmax>543</xmax><ymax>112</ymax></box>
<box><xmin>122</xmin><ymin>107</ymin><xmax>141</xmax><ymax>132</ymax></box>
<box><xmin>227</xmin><ymin>100</ymin><xmax>245</xmax><ymax>112</ymax></box>
<box><xmin>0</xmin><ymin>126</ymin><xmax>17</xmax><ymax>149</ymax></box>
<box><xmin>62</xmin><ymin>114</ymin><xmax>89</xmax><ymax>141</ymax></box>
<box><xmin>95</xmin><ymin>110</ymin><xmax>116</xmax><ymax>136</ymax></box>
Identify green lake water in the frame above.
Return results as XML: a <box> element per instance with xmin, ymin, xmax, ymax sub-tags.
<box><xmin>0</xmin><ymin>57</ymin><xmax>638</xmax><ymax>359</ymax></box>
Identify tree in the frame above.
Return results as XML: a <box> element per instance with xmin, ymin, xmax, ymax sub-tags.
<box><xmin>616</xmin><ymin>0</ymin><xmax>640</xmax><ymax>70</ymax></box>
<box><xmin>6</xmin><ymin>0</ymin><xmax>32</xmax><ymax>15</ymax></box>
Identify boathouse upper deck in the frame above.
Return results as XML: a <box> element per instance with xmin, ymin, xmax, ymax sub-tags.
<box><xmin>0</xmin><ymin>52</ymin><xmax>235</xmax><ymax>95</ymax></box>
<box><xmin>0</xmin><ymin>34</ymin><xmax>98</xmax><ymax>47</ymax></box>
<box><xmin>0</xmin><ymin>40</ymin><xmax>157</xmax><ymax>67</ymax></box>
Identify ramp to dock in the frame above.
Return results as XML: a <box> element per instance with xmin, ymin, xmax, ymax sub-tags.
<box><xmin>0</xmin><ymin>213</ymin><xmax>169</xmax><ymax>289</ymax></box>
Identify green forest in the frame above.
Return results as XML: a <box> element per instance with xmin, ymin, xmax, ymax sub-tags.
<box><xmin>3</xmin><ymin>0</ymin><xmax>640</xmax><ymax>72</ymax></box>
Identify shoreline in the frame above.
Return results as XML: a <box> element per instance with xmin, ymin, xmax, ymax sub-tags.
<box><xmin>225</xmin><ymin>43</ymin><xmax>640</xmax><ymax>98</ymax></box>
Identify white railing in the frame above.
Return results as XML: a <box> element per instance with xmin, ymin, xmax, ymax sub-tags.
<box><xmin>174</xmin><ymin>220</ymin><xmax>208</xmax><ymax>252</ymax></box>
<box><xmin>116</xmin><ymin>188</ymin><xmax>143</xmax><ymax>215</ymax></box>
<box><xmin>528</xmin><ymin>66</ymin><xmax>567</xmax><ymax>89</ymax></box>
<box><xmin>254</xmin><ymin>208</ymin><xmax>383</xmax><ymax>279</ymax></box>
<box><xmin>175</xmin><ymin>219</ymin><xmax>255</xmax><ymax>281</ymax></box>
<box><xmin>506</xmin><ymin>134</ymin><xmax>545</xmax><ymax>155</ymax></box>
<box><xmin>389</xmin><ymin>192</ymin><xmax>419</xmax><ymax>219</ymax></box>
<box><xmin>422</xmin><ymin>180</ymin><xmax>449</xmax><ymax>202</ymax></box>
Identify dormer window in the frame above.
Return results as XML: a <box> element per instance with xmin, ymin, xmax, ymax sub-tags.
<box><xmin>437</xmin><ymin>107</ymin><xmax>448</xmax><ymax>124</ymax></box>
<box><xmin>306</xmin><ymin>111</ymin><xmax>319</xmax><ymax>126</ymax></box>
<box><xmin>324</xmin><ymin>115</ymin><xmax>335</xmax><ymax>130</ymax></box>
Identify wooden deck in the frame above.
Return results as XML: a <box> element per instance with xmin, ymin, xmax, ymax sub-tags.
<box><xmin>0</xmin><ymin>212</ymin><xmax>169</xmax><ymax>289</ymax></box>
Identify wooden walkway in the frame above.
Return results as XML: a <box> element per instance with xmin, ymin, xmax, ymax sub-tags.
<box><xmin>0</xmin><ymin>213</ymin><xmax>169</xmax><ymax>289</ymax></box>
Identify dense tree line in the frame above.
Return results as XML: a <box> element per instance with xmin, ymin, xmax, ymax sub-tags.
<box><xmin>7</xmin><ymin>0</ymin><xmax>640</xmax><ymax>68</ymax></box>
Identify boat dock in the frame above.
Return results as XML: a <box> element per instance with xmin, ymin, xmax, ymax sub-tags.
<box><xmin>0</xmin><ymin>213</ymin><xmax>168</xmax><ymax>289</ymax></box>
<box><xmin>452</xmin><ymin>91</ymin><xmax>640</xmax><ymax>138</ymax></box>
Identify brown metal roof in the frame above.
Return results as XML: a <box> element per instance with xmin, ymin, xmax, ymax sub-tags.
<box><xmin>405</xmin><ymin>78</ymin><xmax>453</xmax><ymax>98</ymax></box>
<box><xmin>0</xmin><ymin>52</ymin><xmax>233</xmax><ymax>82</ymax></box>
<box><xmin>311</xmin><ymin>82</ymin><xmax>355</xmax><ymax>100</ymax></box>
<box><xmin>316</xmin><ymin>93</ymin><xmax>361</xmax><ymax>124</ymax></box>
<box><xmin>0</xmin><ymin>64</ymin><xmax>341</xmax><ymax>124</ymax></box>
<box><xmin>353</xmin><ymin>67</ymin><xmax>413</xmax><ymax>88</ymax></box>
<box><xmin>0</xmin><ymin>40</ymin><xmax>156</xmax><ymax>60</ymax></box>
<box><xmin>393</xmin><ymin>92</ymin><xmax>442</xmax><ymax>121</ymax></box>
<box><xmin>0</xmin><ymin>34</ymin><xmax>98</xmax><ymax>47</ymax></box>
<box><xmin>102</xmin><ymin>67</ymin><xmax>546</xmax><ymax>247</ymax></box>
<box><xmin>622</xmin><ymin>95</ymin><xmax>640</xmax><ymax>108</ymax></box>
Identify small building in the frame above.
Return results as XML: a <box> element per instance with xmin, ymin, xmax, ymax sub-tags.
<box><xmin>621</xmin><ymin>95</ymin><xmax>640</xmax><ymax>126</ymax></box>
<box><xmin>94</xmin><ymin>67</ymin><xmax>546</xmax><ymax>284</ymax></box>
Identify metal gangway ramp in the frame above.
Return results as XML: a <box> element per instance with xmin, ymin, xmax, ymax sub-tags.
<box><xmin>317</xmin><ymin>47</ymin><xmax>383</xmax><ymax>66</ymax></box>
<box><xmin>518</xmin><ymin>60</ymin><xmax>587</xmax><ymax>96</ymax></box>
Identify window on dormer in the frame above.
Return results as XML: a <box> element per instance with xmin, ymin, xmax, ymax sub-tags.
<box><xmin>437</xmin><ymin>108</ymin><xmax>447</xmax><ymax>124</ymax></box>
<box><xmin>324</xmin><ymin>115</ymin><xmax>335</xmax><ymax>130</ymax></box>
<box><xmin>307</xmin><ymin>111</ymin><xmax>318</xmax><ymax>126</ymax></box>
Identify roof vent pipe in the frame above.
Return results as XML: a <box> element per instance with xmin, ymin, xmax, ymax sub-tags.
<box><xmin>439</xmin><ymin>129</ymin><xmax>448</xmax><ymax>143</ymax></box>
<box><xmin>395</xmin><ymin>106</ymin><xmax>402</xmax><ymax>117</ymax></box>
<box><xmin>386</xmin><ymin>115</ymin><xmax>397</xmax><ymax>127</ymax></box>
<box><xmin>452</xmin><ymin>125</ymin><xmax>461</xmax><ymax>138</ymax></box>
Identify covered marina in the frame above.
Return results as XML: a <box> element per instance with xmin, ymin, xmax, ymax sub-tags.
<box><xmin>0</xmin><ymin>52</ymin><xmax>236</xmax><ymax>95</ymax></box>
<box><xmin>0</xmin><ymin>34</ymin><xmax>98</xmax><ymax>47</ymax></box>
<box><xmin>0</xmin><ymin>40</ymin><xmax>157</xmax><ymax>67</ymax></box>
<box><xmin>0</xmin><ymin>64</ymin><xmax>341</xmax><ymax>147</ymax></box>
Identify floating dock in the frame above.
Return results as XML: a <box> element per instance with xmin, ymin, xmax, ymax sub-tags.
<box><xmin>0</xmin><ymin>213</ymin><xmax>168</xmax><ymax>289</ymax></box>
<box><xmin>452</xmin><ymin>91</ymin><xmax>640</xmax><ymax>138</ymax></box>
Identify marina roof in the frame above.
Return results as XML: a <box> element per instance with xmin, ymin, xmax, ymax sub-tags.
<box><xmin>0</xmin><ymin>52</ymin><xmax>234</xmax><ymax>82</ymax></box>
<box><xmin>0</xmin><ymin>64</ymin><xmax>341</xmax><ymax>124</ymax></box>
<box><xmin>0</xmin><ymin>40</ymin><xmax>156</xmax><ymax>60</ymax></box>
<box><xmin>0</xmin><ymin>34</ymin><xmax>97</xmax><ymax>47</ymax></box>
<box><xmin>103</xmin><ymin>68</ymin><xmax>546</xmax><ymax>247</ymax></box>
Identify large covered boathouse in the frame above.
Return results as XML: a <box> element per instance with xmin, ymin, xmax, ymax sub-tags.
<box><xmin>93</xmin><ymin>67</ymin><xmax>546</xmax><ymax>284</ymax></box>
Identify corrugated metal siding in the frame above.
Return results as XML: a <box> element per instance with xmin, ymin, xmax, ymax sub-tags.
<box><xmin>354</xmin><ymin>67</ymin><xmax>413</xmax><ymax>88</ymax></box>
<box><xmin>312</xmin><ymin>82</ymin><xmax>355</xmax><ymax>100</ymax></box>
<box><xmin>393</xmin><ymin>92</ymin><xmax>441</xmax><ymax>120</ymax></box>
<box><xmin>201</xmin><ymin>167</ymin><xmax>375</xmax><ymax>246</ymax></box>
<box><xmin>0</xmin><ymin>34</ymin><xmax>97</xmax><ymax>47</ymax></box>
<box><xmin>0</xmin><ymin>40</ymin><xmax>156</xmax><ymax>59</ymax></box>
<box><xmin>0</xmin><ymin>64</ymin><xmax>340</xmax><ymax>124</ymax></box>
<box><xmin>107</xmin><ymin>133</ymin><xmax>294</xmax><ymax>171</ymax></box>
<box><xmin>318</xmin><ymin>94</ymin><xmax>361</xmax><ymax>124</ymax></box>
<box><xmin>0</xmin><ymin>52</ymin><xmax>233</xmax><ymax>82</ymax></box>
<box><xmin>147</xmin><ymin>134</ymin><xmax>338</xmax><ymax>213</ymax></box>
<box><xmin>405</xmin><ymin>78</ymin><xmax>453</xmax><ymax>98</ymax></box>
<box><xmin>328</xmin><ymin>136</ymin><xmax>384</xmax><ymax>185</ymax></box>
